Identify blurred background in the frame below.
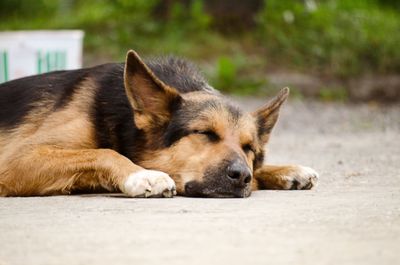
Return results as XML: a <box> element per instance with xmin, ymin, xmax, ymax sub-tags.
<box><xmin>1</xmin><ymin>0</ymin><xmax>399</xmax><ymax>102</ymax></box>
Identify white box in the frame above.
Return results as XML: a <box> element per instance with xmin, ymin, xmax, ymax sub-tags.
<box><xmin>0</xmin><ymin>30</ymin><xmax>84</xmax><ymax>83</ymax></box>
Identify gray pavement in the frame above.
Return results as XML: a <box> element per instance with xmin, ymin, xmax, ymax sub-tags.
<box><xmin>0</xmin><ymin>99</ymin><xmax>399</xmax><ymax>265</ymax></box>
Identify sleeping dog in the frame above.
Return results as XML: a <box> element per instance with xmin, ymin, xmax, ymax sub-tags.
<box><xmin>0</xmin><ymin>50</ymin><xmax>318</xmax><ymax>197</ymax></box>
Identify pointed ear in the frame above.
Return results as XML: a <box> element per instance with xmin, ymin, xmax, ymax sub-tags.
<box><xmin>124</xmin><ymin>50</ymin><xmax>181</xmax><ymax>128</ymax></box>
<box><xmin>252</xmin><ymin>87</ymin><xmax>289</xmax><ymax>144</ymax></box>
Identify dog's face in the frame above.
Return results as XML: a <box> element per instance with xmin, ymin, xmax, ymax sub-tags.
<box><xmin>124</xmin><ymin>51</ymin><xmax>288</xmax><ymax>197</ymax></box>
<box><xmin>146</xmin><ymin>92</ymin><xmax>259</xmax><ymax>198</ymax></box>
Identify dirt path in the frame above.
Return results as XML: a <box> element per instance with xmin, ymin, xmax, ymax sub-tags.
<box><xmin>0</xmin><ymin>99</ymin><xmax>399</xmax><ymax>265</ymax></box>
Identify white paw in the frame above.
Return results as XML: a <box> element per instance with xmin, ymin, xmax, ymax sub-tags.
<box><xmin>284</xmin><ymin>166</ymin><xmax>319</xmax><ymax>190</ymax></box>
<box><xmin>122</xmin><ymin>170</ymin><xmax>176</xmax><ymax>198</ymax></box>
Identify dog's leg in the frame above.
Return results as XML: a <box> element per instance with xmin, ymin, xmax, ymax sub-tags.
<box><xmin>253</xmin><ymin>165</ymin><xmax>319</xmax><ymax>190</ymax></box>
<box><xmin>0</xmin><ymin>145</ymin><xmax>176</xmax><ymax>197</ymax></box>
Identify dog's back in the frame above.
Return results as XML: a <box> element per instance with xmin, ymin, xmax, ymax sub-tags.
<box><xmin>0</xmin><ymin>57</ymin><xmax>213</xmax><ymax>146</ymax></box>
<box><xmin>0</xmin><ymin>66</ymin><xmax>99</xmax><ymax>154</ymax></box>
<box><xmin>0</xmin><ymin>56</ymin><xmax>217</xmax><ymax>195</ymax></box>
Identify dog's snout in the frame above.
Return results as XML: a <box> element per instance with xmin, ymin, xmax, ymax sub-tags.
<box><xmin>227</xmin><ymin>161</ymin><xmax>252</xmax><ymax>186</ymax></box>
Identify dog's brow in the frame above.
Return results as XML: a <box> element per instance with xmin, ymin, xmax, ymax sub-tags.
<box><xmin>227</xmin><ymin>104</ymin><xmax>242</xmax><ymax>124</ymax></box>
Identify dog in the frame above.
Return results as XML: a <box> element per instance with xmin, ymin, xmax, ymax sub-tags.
<box><xmin>0</xmin><ymin>50</ymin><xmax>318</xmax><ymax>198</ymax></box>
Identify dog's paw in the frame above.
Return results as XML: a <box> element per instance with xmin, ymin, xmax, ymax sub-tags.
<box><xmin>122</xmin><ymin>170</ymin><xmax>176</xmax><ymax>198</ymax></box>
<box><xmin>282</xmin><ymin>166</ymin><xmax>319</xmax><ymax>190</ymax></box>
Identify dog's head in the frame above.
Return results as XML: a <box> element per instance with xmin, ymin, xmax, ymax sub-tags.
<box><xmin>124</xmin><ymin>51</ymin><xmax>288</xmax><ymax>197</ymax></box>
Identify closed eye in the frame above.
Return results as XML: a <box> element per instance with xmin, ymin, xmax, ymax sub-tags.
<box><xmin>192</xmin><ymin>130</ymin><xmax>220</xmax><ymax>142</ymax></box>
<box><xmin>242</xmin><ymin>144</ymin><xmax>255</xmax><ymax>154</ymax></box>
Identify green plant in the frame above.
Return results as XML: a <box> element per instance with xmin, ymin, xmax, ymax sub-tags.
<box><xmin>214</xmin><ymin>56</ymin><xmax>237</xmax><ymax>91</ymax></box>
<box><xmin>257</xmin><ymin>0</ymin><xmax>400</xmax><ymax>76</ymax></box>
<box><xmin>1</xmin><ymin>0</ymin><xmax>399</xmax><ymax>99</ymax></box>
<box><xmin>210</xmin><ymin>55</ymin><xmax>267</xmax><ymax>95</ymax></box>
<box><xmin>319</xmin><ymin>86</ymin><xmax>348</xmax><ymax>102</ymax></box>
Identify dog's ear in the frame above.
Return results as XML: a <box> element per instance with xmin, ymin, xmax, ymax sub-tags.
<box><xmin>124</xmin><ymin>50</ymin><xmax>182</xmax><ymax>129</ymax></box>
<box><xmin>252</xmin><ymin>87</ymin><xmax>289</xmax><ymax>144</ymax></box>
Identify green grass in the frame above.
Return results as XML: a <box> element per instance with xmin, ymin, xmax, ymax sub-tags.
<box><xmin>319</xmin><ymin>86</ymin><xmax>348</xmax><ymax>102</ymax></box>
<box><xmin>258</xmin><ymin>0</ymin><xmax>400</xmax><ymax>77</ymax></box>
<box><xmin>1</xmin><ymin>0</ymin><xmax>399</xmax><ymax>98</ymax></box>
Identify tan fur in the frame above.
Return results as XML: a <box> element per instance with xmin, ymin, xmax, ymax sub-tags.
<box><xmin>0</xmin><ymin>79</ymin><xmax>141</xmax><ymax>196</ymax></box>
<box><xmin>124</xmin><ymin>51</ymin><xmax>180</xmax><ymax>130</ymax></box>
<box><xmin>0</xmin><ymin>50</ymin><xmax>316</xmax><ymax>197</ymax></box>
<box><xmin>139</xmin><ymin>101</ymin><xmax>259</xmax><ymax>194</ymax></box>
<box><xmin>254</xmin><ymin>165</ymin><xmax>317</xmax><ymax>190</ymax></box>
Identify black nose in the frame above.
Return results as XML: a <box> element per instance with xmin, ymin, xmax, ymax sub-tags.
<box><xmin>227</xmin><ymin>161</ymin><xmax>252</xmax><ymax>186</ymax></box>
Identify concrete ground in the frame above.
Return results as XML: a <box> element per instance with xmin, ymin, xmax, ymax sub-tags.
<box><xmin>0</xmin><ymin>99</ymin><xmax>399</xmax><ymax>265</ymax></box>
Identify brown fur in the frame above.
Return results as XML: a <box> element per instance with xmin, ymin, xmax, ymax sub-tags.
<box><xmin>0</xmin><ymin>50</ymin><xmax>318</xmax><ymax>197</ymax></box>
<box><xmin>139</xmin><ymin>106</ymin><xmax>257</xmax><ymax>194</ymax></box>
<box><xmin>0</xmin><ymin>79</ymin><xmax>141</xmax><ymax>196</ymax></box>
<box><xmin>254</xmin><ymin>165</ymin><xmax>317</xmax><ymax>190</ymax></box>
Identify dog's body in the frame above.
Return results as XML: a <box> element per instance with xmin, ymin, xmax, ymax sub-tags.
<box><xmin>0</xmin><ymin>51</ymin><xmax>318</xmax><ymax>198</ymax></box>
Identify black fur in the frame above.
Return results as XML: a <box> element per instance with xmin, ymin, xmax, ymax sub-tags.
<box><xmin>0</xmin><ymin>76</ymin><xmax>42</xmax><ymax>129</ymax></box>
<box><xmin>87</xmin><ymin>64</ymin><xmax>144</xmax><ymax>161</ymax></box>
<box><xmin>0</xmin><ymin>56</ymin><xmax>218</xmax><ymax>158</ymax></box>
<box><xmin>0</xmin><ymin>56</ymin><xmax>252</xmax><ymax>166</ymax></box>
<box><xmin>163</xmin><ymin>99</ymin><xmax>242</xmax><ymax>147</ymax></box>
<box><xmin>146</xmin><ymin>56</ymin><xmax>215</xmax><ymax>94</ymax></box>
<box><xmin>0</xmin><ymin>56</ymin><xmax>213</xmax><ymax>129</ymax></box>
<box><xmin>88</xmin><ymin>58</ymin><xmax>217</xmax><ymax>161</ymax></box>
<box><xmin>0</xmin><ymin>69</ymin><xmax>89</xmax><ymax>129</ymax></box>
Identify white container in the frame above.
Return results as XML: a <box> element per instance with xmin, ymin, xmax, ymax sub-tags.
<box><xmin>0</xmin><ymin>30</ymin><xmax>84</xmax><ymax>83</ymax></box>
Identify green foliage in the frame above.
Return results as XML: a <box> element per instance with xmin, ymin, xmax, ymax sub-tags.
<box><xmin>0</xmin><ymin>0</ymin><xmax>57</xmax><ymax>18</ymax></box>
<box><xmin>210</xmin><ymin>55</ymin><xmax>266</xmax><ymax>94</ymax></box>
<box><xmin>257</xmin><ymin>0</ymin><xmax>400</xmax><ymax>76</ymax></box>
<box><xmin>214</xmin><ymin>57</ymin><xmax>237</xmax><ymax>90</ymax></box>
<box><xmin>0</xmin><ymin>0</ymin><xmax>399</xmax><ymax>98</ymax></box>
<box><xmin>163</xmin><ymin>0</ymin><xmax>211</xmax><ymax>33</ymax></box>
<box><xmin>319</xmin><ymin>86</ymin><xmax>348</xmax><ymax>102</ymax></box>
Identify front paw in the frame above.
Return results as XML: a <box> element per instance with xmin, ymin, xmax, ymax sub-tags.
<box><xmin>121</xmin><ymin>170</ymin><xmax>176</xmax><ymax>198</ymax></box>
<box><xmin>283</xmin><ymin>166</ymin><xmax>319</xmax><ymax>190</ymax></box>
